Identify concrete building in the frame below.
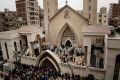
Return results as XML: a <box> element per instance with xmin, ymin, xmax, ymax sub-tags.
<box><xmin>0</xmin><ymin>8</ymin><xmax>21</xmax><ymax>32</ymax></box>
<box><xmin>109</xmin><ymin>2</ymin><xmax>120</xmax><ymax>27</ymax></box>
<box><xmin>106</xmin><ymin>37</ymin><xmax>120</xmax><ymax>80</ymax></box>
<box><xmin>16</xmin><ymin>0</ymin><xmax>40</xmax><ymax>26</ymax></box>
<box><xmin>83</xmin><ymin>0</ymin><xmax>97</xmax><ymax>25</ymax></box>
<box><xmin>97</xmin><ymin>7</ymin><xmax>108</xmax><ymax>25</ymax></box>
<box><xmin>0</xmin><ymin>26</ymin><xmax>45</xmax><ymax>61</ymax></box>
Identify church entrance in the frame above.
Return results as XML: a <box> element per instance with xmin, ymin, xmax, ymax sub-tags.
<box><xmin>65</xmin><ymin>40</ymin><xmax>72</xmax><ymax>47</ymax></box>
<box><xmin>61</xmin><ymin>25</ymin><xmax>76</xmax><ymax>47</ymax></box>
<box><xmin>36</xmin><ymin>51</ymin><xmax>61</xmax><ymax>72</ymax></box>
<box><xmin>113</xmin><ymin>55</ymin><xmax>120</xmax><ymax>80</ymax></box>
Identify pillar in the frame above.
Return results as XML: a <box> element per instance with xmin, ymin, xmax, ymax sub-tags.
<box><xmin>87</xmin><ymin>45</ymin><xmax>91</xmax><ymax>67</ymax></box>
<box><xmin>104</xmin><ymin>34</ymin><xmax>108</xmax><ymax>69</ymax></box>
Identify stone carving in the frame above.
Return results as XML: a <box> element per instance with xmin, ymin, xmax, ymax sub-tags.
<box><xmin>64</xmin><ymin>10</ymin><xmax>70</xmax><ymax>19</ymax></box>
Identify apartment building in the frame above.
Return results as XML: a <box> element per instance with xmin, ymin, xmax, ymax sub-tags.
<box><xmin>97</xmin><ymin>7</ymin><xmax>108</xmax><ymax>25</ymax></box>
<box><xmin>0</xmin><ymin>8</ymin><xmax>21</xmax><ymax>32</ymax></box>
<box><xmin>16</xmin><ymin>0</ymin><xmax>40</xmax><ymax>26</ymax></box>
<box><xmin>109</xmin><ymin>2</ymin><xmax>120</xmax><ymax>27</ymax></box>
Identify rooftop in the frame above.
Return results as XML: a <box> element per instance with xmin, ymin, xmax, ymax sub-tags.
<box><xmin>82</xmin><ymin>25</ymin><xmax>111</xmax><ymax>35</ymax></box>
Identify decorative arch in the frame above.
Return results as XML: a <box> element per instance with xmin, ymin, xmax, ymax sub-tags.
<box><xmin>39</xmin><ymin>57</ymin><xmax>58</xmax><ymax>71</ymax></box>
<box><xmin>36</xmin><ymin>50</ymin><xmax>61</xmax><ymax>72</ymax></box>
<box><xmin>57</xmin><ymin>23</ymin><xmax>79</xmax><ymax>46</ymax></box>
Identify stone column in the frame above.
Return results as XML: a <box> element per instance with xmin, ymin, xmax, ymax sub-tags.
<box><xmin>104</xmin><ymin>35</ymin><xmax>108</xmax><ymax>69</ymax></box>
<box><xmin>83</xmin><ymin>36</ymin><xmax>91</xmax><ymax>67</ymax></box>
<box><xmin>84</xmin><ymin>46</ymin><xmax>87</xmax><ymax>65</ymax></box>
<box><xmin>87</xmin><ymin>45</ymin><xmax>91</xmax><ymax>67</ymax></box>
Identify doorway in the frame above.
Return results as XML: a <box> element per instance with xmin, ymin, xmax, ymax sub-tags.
<box><xmin>65</xmin><ymin>40</ymin><xmax>72</xmax><ymax>47</ymax></box>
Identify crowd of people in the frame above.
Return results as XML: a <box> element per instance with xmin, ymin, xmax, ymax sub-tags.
<box><xmin>42</xmin><ymin>43</ymin><xmax>85</xmax><ymax>65</ymax></box>
<box><xmin>0</xmin><ymin>43</ymin><xmax>98</xmax><ymax>80</ymax></box>
<box><xmin>2</xmin><ymin>62</ymin><xmax>96</xmax><ymax>80</ymax></box>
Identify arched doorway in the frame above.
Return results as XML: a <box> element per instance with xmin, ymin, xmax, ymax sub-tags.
<box><xmin>65</xmin><ymin>40</ymin><xmax>72</xmax><ymax>47</ymax></box>
<box><xmin>113</xmin><ymin>55</ymin><xmax>120</xmax><ymax>80</ymax></box>
<box><xmin>57</xmin><ymin>23</ymin><xmax>79</xmax><ymax>47</ymax></box>
<box><xmin>36</xmin><ymin>50</ymin><xmax>61</xmax><ymax>72</ymax></box>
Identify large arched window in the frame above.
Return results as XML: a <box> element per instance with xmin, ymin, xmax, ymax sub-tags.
<box><xmin>14</xmin><ymin>42</ymin><xmax>17</xmax><ymax>52</ymax></box>
<box><xmin>5</xmin><ymin>42</ymin><xmax>9</xmax><ymax>59</ymax></box>
<box><xmin>61</xmin><ymin>27</ymin><xmax>75</xmax><ymax>45</ymax></box>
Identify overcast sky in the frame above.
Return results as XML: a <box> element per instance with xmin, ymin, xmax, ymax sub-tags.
<box><xmin>0</xmin><ymin>0</ymin><xmax>118</xmax><ymax>12</ymax></box>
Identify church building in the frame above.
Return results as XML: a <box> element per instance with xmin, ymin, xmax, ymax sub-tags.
<box><xmin>0</xmin><ymin>0</ymin><xmax>120</xmax><ymax>80</ymax></box>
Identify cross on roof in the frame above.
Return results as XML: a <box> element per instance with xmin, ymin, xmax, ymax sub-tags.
<box><xmin>65</xmin><ymin>0</ymin><xmax>68</xmax><ymax>5</ymax></box>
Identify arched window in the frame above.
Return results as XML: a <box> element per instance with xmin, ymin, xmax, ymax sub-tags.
<box><xmin>20</xmin><ymin>40</ymin><xmax>23</xmax><ymax>50</ymax></box>
<box><xmin>61</xmin><ymin>27</ymin><xmax>75</xmax><ymax>45</ymax></box>
<box><xmin>5</xmin><ymin>42</ymin><xmax>9</xmax><ymax>59</ymax></box>
<box><xmin>14</xmin><ymin>42</ymin><xmax>17</xmax><ymax>52</ymax></box>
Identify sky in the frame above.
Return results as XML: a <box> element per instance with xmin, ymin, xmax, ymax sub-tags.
<box><xmin>0</xmin><ymin>0</ymin><xmax>118</xmax><ymax>12</ymax></box>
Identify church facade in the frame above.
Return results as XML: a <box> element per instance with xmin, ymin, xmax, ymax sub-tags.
<box><xmin>48</xmin><ymin>5</ymin><xmax>88</xmax><ymax>46</ymax></box>
<box><xmin>44</xmin><ymin>0</ymin><xmax>97</xmax><ymax>46</ymax></box>
<box><xmin>0</xmin><ymin>0</ymin><xmax>120</xmax><ymax>80</ymax></box>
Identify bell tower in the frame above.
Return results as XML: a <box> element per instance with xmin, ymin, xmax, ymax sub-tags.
<box><xmin>83</xmin><ymin>0</ymin><xmax>97</xmax><ymax>25</ymax></box>
<box><xmin>43</xmin><ymin>0</ymin><xmax>58</xmax><ymax>42</ymax></box>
